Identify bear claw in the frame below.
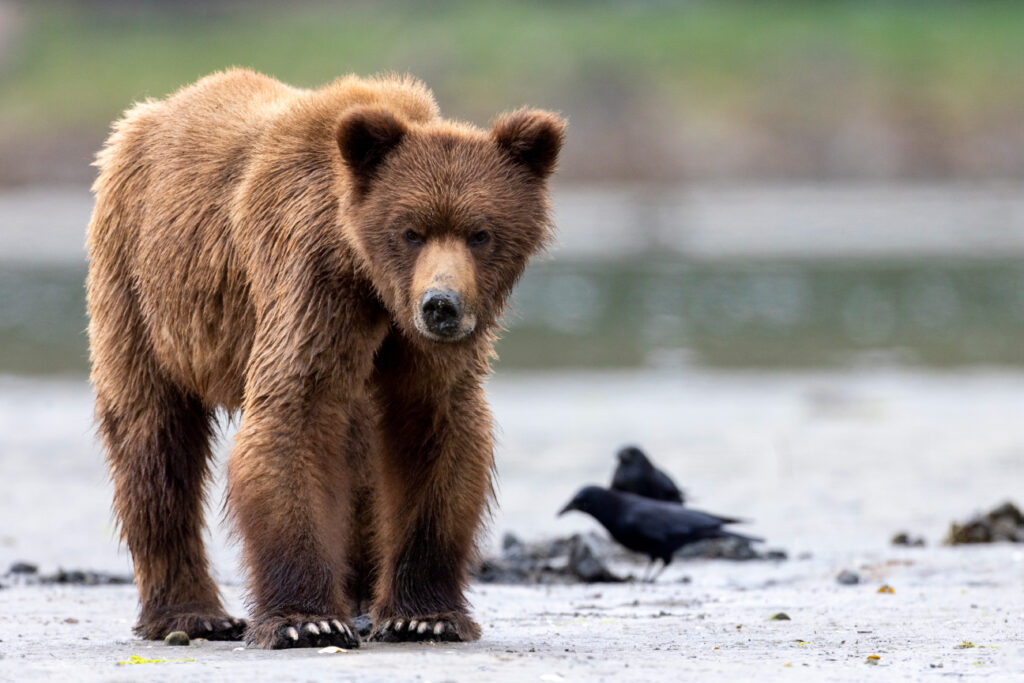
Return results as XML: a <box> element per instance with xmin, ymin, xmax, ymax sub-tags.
<box><xmin>369</xmin><ymin>614</ymin><xmax>472</xmax><ymax>643</ymax></box>
<box><xmin>247</xmin><ymin>616</ymin><xmax>360</xmax><ymax>649</ymax></box>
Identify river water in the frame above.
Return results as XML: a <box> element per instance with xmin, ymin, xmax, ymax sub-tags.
<box><xmin>4</xmin><ymin>183</ymin><xmax>1024</xmax><ymax>374</ymax></box>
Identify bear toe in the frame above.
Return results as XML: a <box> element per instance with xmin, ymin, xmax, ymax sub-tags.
<box><xmin>246</xmin><ymin>615</ymin><xmax>360</xmax><ymax>649</ymax></box>
<box><xmin>370</xmin><ymin>612</ymin><xmax>479</xmax><ymax>643</ymax></box>
<box><xmin>134</xmin><ymin>610</ymin><xmax>246</xmax><ymax>641</ymax></box>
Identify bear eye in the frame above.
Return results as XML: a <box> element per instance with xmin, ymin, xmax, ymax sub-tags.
<box><xmin>403</xmin><ymin>229</ymin><xmax>425</xmax><ymax>246</ymax></box>
<box><xmin>468</xmin><ymin>230</ymin><xmax>491</xmax><ymax>247</ymax></box>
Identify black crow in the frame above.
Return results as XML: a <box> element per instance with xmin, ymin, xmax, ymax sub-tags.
<box><xmin>611</xmin><ymin>446</ymin><xmax>685</xmax><ymax>504</ymax></box>
<box><xmin>558</xmin><ymin>485</ymin><xmax>761</xmax><ymax>580</ymax></box>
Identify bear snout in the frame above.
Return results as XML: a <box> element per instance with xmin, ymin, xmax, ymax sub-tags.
<box><xmin>418</xmin><ymin>289</ymin><xmax>473</xmax><ymax>340</ymax></box>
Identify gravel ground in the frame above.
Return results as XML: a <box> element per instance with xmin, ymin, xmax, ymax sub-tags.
<box><xmin>1</xmin><ymin>368</ymin><xmax>1023</xmax><ymax>680</ymax></box>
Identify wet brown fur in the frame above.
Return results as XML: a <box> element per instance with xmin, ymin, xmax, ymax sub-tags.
<box><xmin>86</xmin><ymin>69</ymin><xmax>564</xmax><ymax>648</ymax></box>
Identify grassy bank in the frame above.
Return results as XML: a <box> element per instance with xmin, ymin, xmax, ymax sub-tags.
<box><xmin>2</xmin><ymin>1</ymin><xmax>1023</xmax><ymax>181</ymax></box>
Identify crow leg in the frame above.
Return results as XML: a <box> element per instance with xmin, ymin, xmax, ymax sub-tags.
<box><xmin>642</xmin><ymin>559</ymin><xmax>661</xmax><ymax>583</ymax></box>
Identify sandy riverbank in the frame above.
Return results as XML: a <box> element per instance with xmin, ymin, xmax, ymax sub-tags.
<box><xmin>1</xmin><ymin>369</ymin><xmax>1023</xmax><ymax>679</ymax></box>
<box><xmin>1</xmin><ymin>545</ymin><xmax>1022</xmax><ymax>681</ymax></box>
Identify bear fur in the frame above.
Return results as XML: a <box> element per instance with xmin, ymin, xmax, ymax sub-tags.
<box><xmin>86</xmin><ymin>69</ymin><xmax>565</xmax><ymax>649</ymax></box>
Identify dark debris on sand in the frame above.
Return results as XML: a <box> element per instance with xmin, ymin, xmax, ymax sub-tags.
<box><xmin>674</xmin><ymin>537</ymin><xmax>787</xmax><ymax>562</ymax></box>
<box><xmin>475</xmin><ymin>533</ymin><xmax>625</xmax><ymax>584</ymax></box>
<box><xmin>946</xmin><ymin>501</ymin><xmax>1024</xmax><ymax>545</ymax></box>
<box><xmin>474</xmin><ymin>531</ymin><xmax>787</xmax><ymax>585</ymax></box>
<box><xmin>3</xmin><ymin>562</ymin><xmax>133</xmax><ymax>586</ymax></box>
<box><xmin>891</xmin><ymin>532</ymin><xmax>926</xmax><ymax>547</ymax></box>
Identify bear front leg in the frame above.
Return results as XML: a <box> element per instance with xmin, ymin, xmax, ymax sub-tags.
<box><xmin>228</xmin><ymin>389</ymin><xmax>367</xmax><ymax>650</ymax></box>
<box><xmin>369</xmin><ymin>373</ymin><xmax>493</xmax><ymax>643</ymax></box>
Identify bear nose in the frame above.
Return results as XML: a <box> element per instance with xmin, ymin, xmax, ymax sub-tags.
<box><xmin>420</xmin><ymin>289</ymin><xmax>463</xmax><ymax>337</ymax></box>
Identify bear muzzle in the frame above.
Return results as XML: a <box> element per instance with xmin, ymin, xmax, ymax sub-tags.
<box><xmin>416</xmin><ymin>289</ymin><xmax>476</xmax><ymax>341</ymax></box>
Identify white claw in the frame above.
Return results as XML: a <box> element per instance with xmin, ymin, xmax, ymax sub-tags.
<box><xmin>417</xmin><ymin>622</ymin><xmax>429</xmax><ymax>634</ymax></box>
<box><xmin>221</xmin><ymin>621</ymin><xmax>232</xmax><ymax>630</ymax></box>
<box><xmin>203</xmin><ymin>620</ymin><xmax>213</xmax><ymax>631</ymax></box>
<box><xmin>319</xmin><ymin>621</ymin><xmax>331</xmax><ymax>634</ymax></box>
<box><xmin>304</xmin><ymin>623</ymin><xmax>321</xmax><ymax>636</ymax></box>
<box><xmin>409</xmin><ymin>620</ymin><xmax>419</xmax><ymax>631</ymax></box>
<box><xmin>332</xmin><ymin>620</ymin><xmax>345</xmax><ymax>634</ymax></box>
<box><xmin>287</xmin><ymin>626</ymin><xmax>299</xmax><ymax>641</ymax></box>
<box><xmin>433</xmin><ymin>622</ymin><xmax>445</xmax><ymax>636</ymax></box>
<box><xmin>381</xmin><ymin>620</ymin><xmax>392</xmax><ymax>631</ymax></box>
<box><xmin>345</xmin><ymin>626</ymin><xmax>354</xmax><ymax>639</ymax></box>
<box><xmin>394</xmin><ymin>619</ymin><xmax>405</xmax><ymax>632</ymax></box>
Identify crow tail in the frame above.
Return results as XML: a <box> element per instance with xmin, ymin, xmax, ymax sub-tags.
<box><xmin>720</xmin><ymin>529</ymin><xmax>764</xmax><ymax>544</ymax></box>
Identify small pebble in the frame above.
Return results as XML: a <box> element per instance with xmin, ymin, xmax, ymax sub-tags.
<box><xmin>769</xmin><ymin>612</ymin><xmax>791</xmax><ymax>621</ymax></box>
<box><xmin>164</xmin><ymin>631</ymin><xmax>190</xmax><ymax>646</ymax></box>
<box><xmin>836</xmin><ymin>570</ymin><xmax>860</xmax><ymax>585</ymax></box>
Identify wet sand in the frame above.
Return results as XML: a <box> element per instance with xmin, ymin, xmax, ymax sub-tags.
<box><xmin>5</xmin><ymin>183</ymin><xmax>1024</xmax><ymax>263</ymax></box>
<box><xmin>1</xmin><ymin>369</ymin><xmax>1023</xmax><ymax>679</ymax></box>
<box><xmin>2</xmin><ymin>547</ymin><xmax>1022</xmax><ymax>682</ymax></box>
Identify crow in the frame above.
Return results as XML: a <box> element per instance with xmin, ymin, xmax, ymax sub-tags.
<box><xmin>611</xmin><ymin>446</ymin><xmax>685</xmax><ymax>504</ymax></box>
<box><xmin>558</xmin><ymin>485</ymin><xmax>761</xmax><ymax>581</ymax></box>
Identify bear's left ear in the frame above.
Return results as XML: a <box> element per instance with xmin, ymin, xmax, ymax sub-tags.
<box><xmin>491</xmin><ymin>109</ymin><xmax>567</xmax><ymax>180</ymax></box>
<box><xmin>336</xmin><ymin>106</ymin><xmax>408</xmax><ymax>195</ymax></box>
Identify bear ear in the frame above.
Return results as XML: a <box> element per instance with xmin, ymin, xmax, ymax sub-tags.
<box><xmin>336</xmin><ymin>107</ymin><xmax>407</xmax><ymax>194</ymax></box>
<box><xmin>491</xmin><ymin>109</ymin><xmax>566</xmax><ymax>179</ymax></box>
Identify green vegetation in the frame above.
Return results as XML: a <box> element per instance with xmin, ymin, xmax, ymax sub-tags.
<box><xmin>3</xmin><ymin>1</ymin><xmax>1022</xmax><ymax>134</ymax></box>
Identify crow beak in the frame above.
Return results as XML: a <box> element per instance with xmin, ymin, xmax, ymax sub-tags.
<box><xmin>557</xmin><ymin>501</ymin><xmax>574</xmax><ymax>516</ymax></box>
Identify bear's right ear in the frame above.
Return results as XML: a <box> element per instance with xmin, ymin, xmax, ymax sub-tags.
<box><xmin>336</xmin><ymin>107</ymin><xmax>407</xmax><ymax>195</ymax></box>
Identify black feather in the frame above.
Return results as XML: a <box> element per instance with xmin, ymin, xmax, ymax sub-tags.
<box><xmin>610</xmin><ymin>446</ymin><xmax>684</xmax><ymax>504</ymax></box>
<box><xmin>559</xmin><ymin>486</ymin><xmax>761</xmax><ymax>566</ymax></box>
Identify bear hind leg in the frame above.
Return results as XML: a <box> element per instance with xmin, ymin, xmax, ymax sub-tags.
<box><xmin>98</xmin><ymin>381</ymin><xmax>243</xmax><ymax>641</ymax></box>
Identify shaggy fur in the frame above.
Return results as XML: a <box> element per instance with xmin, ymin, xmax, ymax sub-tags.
<box><xmin>86</xmin><ymin>69</ymin><xmax>565</xmax><ymax>649</ymax></box>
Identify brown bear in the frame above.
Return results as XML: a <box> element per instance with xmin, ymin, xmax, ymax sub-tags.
<box><xmin>86</xmin><ymin>69</ymin><xmax>564</xmax><ymax>649</ymax></box>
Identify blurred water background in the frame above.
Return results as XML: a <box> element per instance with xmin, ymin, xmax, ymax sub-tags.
<box><xmin>6</xmin><ymin>185</ymin><xmax>1024</xmax><ymax>374</ymax></box>
<box><xmin>1</xmin><ymin>1</ymin><xmax>1023</xmax><ymax>566</ymax></box>
<box><xmin>2</xmin><ymin>1</ymin><xmax>1024</xmax><ymax>375</ymax></box>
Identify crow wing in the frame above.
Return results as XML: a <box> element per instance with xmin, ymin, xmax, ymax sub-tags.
<box><xmin>612</xmin><ymin>495</ymin><xmax>731</xmax><ymax>558</ymax></box>
<box><xmin>650</xmin><ymin>467</ymin><xmax>684</xmax><ymax>503</ymax></box>
<box><xmin>610</xmin><ymin>463</ymin><xmax>637</xmax><ymax>493</ymax></box>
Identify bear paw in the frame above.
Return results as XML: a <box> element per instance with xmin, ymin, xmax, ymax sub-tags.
<box><xmin>246</xmin><ymin>615</ymin><xmax>360</xmax><ymax>650</ymax></box>
<box><xmin>135</xmin><ymin>609</ymin><xmax>247</xmax><ymax>641</ymax></box>
<box><xmin>370</xmin><ymin>612</ymin><xmax>480</xmax><ymax>643</ymax></box>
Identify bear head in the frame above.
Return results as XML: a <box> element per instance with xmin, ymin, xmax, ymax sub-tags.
<box><xmin>337</xmin><ymin>106</ymin><xmax>566</xmax><ymax>344</ymax></box>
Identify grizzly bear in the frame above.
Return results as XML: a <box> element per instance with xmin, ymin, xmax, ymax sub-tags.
<box><xmin>86</xmin><ymin>69</ymin><xmax>564</xmax><ymax>649</ymax></box>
